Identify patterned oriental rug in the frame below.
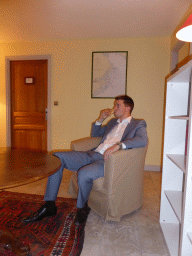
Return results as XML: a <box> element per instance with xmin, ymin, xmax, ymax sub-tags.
<box><xmin>0</xmin><ymin>191</ymin><xmax>85</xmax><ymax>256</ymax></box>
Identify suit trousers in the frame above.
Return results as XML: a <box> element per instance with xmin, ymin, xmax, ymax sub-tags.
<box><xmin>44</xmin><ymin>150</ymin><xmax>104</xmax><ymax>208</ymax></box>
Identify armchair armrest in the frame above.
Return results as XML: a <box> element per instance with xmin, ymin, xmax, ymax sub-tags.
<box><xmin>103</xmin><ymin>147</ymin><xmax>147</xmax><ymax>194</ymax></box>
<box><xmin>71</xmin><ymin>137</ymin><xmax>102</xmax><ymax>151</ymax></box>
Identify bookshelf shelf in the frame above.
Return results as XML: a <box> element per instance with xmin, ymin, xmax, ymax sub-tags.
<box><xmin>166</xmin><ymin>154</ymin><xmax>186</xmax><ymax>173</ymax></box>
<box><xmin>188</xmin><ymin>233</ymin><xmax>192</xmax><ymax>244</ymax></box>
<box><xmin>160</xmin><ymin>59</ymin><xmax>192</xmax><ymax>256</ymax></box>
<box><xmin>169</xmin><ymin>116</ymin><xmax>189</xmax><ymax>120</ymax></box>
<box><xmin>161</xmin><ymin>223</ymin><xmax>179</xmax><ymax>256</ymax></box>
<box><xmin>164</xmin><ymin>190</ymin><xmax>182</xmax><ymax>222</ymax></box>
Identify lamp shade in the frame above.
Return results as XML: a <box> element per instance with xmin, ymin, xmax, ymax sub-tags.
<box><xmin>176</xmin><ymin>14</ymin><xmax>192</xmax><ymax>42</ymax></box>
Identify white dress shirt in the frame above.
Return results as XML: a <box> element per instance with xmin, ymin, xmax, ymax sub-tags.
<box><xmin>94</xmin><ymin>116</ymin><xmax>132</xmax><ymax>155</ymax></box>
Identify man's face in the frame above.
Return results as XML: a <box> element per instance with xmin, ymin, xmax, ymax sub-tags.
<box><xmin>113</xmin><ymin>99</ymin><xmax>130</xmax><ymax>120</ymax></box>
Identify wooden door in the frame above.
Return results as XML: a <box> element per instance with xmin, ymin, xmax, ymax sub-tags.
<box><xmin>10</xmin><ymin>60</ymin><xmax>47</xmax><ymax>151</ymax></box>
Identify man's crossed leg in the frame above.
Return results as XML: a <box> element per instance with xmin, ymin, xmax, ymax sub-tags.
<box><xmin>22</xmin><ymin>150</ymin><xmax>104</xmax><ymax>225</ymax></box>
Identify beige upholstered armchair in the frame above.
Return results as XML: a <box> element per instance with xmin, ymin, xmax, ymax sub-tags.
<box><xmin>68</xmin><ymin>136</ymin><xmax>147</xmax><ymax>222</ymax></box>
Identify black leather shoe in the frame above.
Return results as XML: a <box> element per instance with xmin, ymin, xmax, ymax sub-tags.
<box><xmin>74</xmin><ymin>203</ymin><xmax>90</xmax><ymax>226</ymax></box>
<box><xmin>22</xmin><ymin>204</ymin><xmax>57</xmax><ymax>223</ymax></box>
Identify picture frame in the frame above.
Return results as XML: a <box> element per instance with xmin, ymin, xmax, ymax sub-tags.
<box><xmin>91</xmin><ymin>51</ymin><xmax>128</xmax><ymax>98</ymax></box>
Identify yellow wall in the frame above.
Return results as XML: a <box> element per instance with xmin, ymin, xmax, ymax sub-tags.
<box><xmin>178</xmin><ymin>43</ymin><xmax>190</xmax><ymax>63</ymax></box>
<box><xmin>0</xmin><ymin>35</ymin><xmax>170</xmax><ymax>166</ymax></box>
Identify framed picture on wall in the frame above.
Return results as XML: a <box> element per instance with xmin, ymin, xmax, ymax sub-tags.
<box><xmin>91</xmin><ymin>51</ymin><xmax>128</xmax><ymax>98</ymax></box>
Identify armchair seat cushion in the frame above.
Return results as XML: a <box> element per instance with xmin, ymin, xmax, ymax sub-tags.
<box><xmin>70</xmin><ymin>171</ymin><xmax>104</xmax><ymax>191</ymax></box>
<box><xmin>92</xmin><ymin>177</ymin><xmax>104</xmax><ymax>190</ymax></box>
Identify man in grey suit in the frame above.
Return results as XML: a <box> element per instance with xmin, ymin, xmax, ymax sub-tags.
<box><xmin>23</xmin><ymin>95</ymin><xmax>148</xmax><ymax>225</ymax></box>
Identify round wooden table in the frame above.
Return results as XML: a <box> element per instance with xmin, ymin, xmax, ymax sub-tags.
<box><xmin>0</xmin><ymin>148</ymin><xmax>61</xmax><ymax>190</ymax></box>
<box><xmin>0</xmin><ymin>148</ymin><xmax>61</xmax><ymax>255</ymax></box>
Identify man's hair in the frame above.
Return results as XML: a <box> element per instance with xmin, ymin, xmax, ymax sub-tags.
<box><xmin>115</xmin><ymin>95</ymin><xmax>134</xmax><ymax>113</ymax></box>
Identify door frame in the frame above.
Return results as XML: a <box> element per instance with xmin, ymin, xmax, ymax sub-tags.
<box><xmin>5</xmin><ymin>55</ymin><xmax>52</xmax><ymax>152</ymax></box>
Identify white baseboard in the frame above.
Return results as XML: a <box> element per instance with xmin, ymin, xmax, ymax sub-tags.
<box><xmin>144</xmin><ymin>165</ymin><xmax>161</xmax><ymax>172</ymax></box>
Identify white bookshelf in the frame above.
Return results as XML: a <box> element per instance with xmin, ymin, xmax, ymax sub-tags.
<box><xmin>160</xmin><ymin>60</ymin><xmax>192</xmax><ymax>256</ymax></box>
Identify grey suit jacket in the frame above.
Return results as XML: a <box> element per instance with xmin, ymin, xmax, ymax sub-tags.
<box><xmin>91</xmin><ymin>118</ymin><xmax>148</xmax><ymax>149</ymax></box>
